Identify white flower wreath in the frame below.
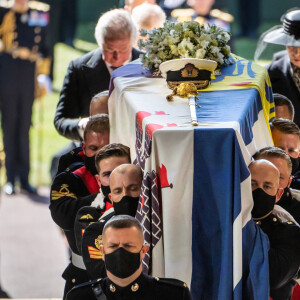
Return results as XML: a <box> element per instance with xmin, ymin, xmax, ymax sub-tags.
<box><xmin>138</xmin><ymin>20</ymin><xmax>231</xmax><ymax>71</ymax></box>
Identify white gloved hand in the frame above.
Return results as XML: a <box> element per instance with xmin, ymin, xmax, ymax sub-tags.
<box><xmin>37</xmin><ymin>74</ymin><xmax>52</xmax><ymax>95</ymax></box>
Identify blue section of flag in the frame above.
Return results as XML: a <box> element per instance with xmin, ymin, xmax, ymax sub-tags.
<box><xmin>109</xmin><ymin>64</ymin><xmax>162</xmax><ymax>95</ymax></box>
<box><xmin>192</xmin><ymin>128</ymin><xmax>269</xmax><ymax>300</ymax></box>
<box><xmin>241</xmin><ymin>220</ymin><xmax>270</xmax><ymax>300</ymax></box>
<box><xmin>265</xmin><ymin>83</ymin><xmax>274</xmax><ymax>105</ymax></box>
<box><xmin>270</xmin><ymin>106</ymin><xmax>275</xmax><ymax>114</ymax></box>
<box><xmin>212</xmin><ymin>59</ymin><xmax>248</xmax><ymax>82</ymax></box>
<box><xmin>195</xmin><ymin>89</ymin><xmax>262</xmax><ymax>146</ymax></box>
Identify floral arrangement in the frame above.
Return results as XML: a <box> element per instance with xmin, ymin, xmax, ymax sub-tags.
<box><xmin>138</xmin><ymin>20</ymin><xmax>231</xmax><ymax>70</ymax></box>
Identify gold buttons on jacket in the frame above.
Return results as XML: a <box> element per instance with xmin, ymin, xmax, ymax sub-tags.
<box><xmin>72</xmin><ymin>278</ymin><xmax>76</xmax><ymax>283</ymax></box>
<box><xmin>34</xmin><ymin>27</ymin><xmax>41</xmax><ymax>34</ymax></box>
<box><xmin>131</xmin><ymin>283</ymin><xmax>139</xmax><ymax>292</ymax></box>
<box><xmin>109</xmin><ymin>284</ymin><xmax>116</xmax><ymax>292</ymax></box>
<box><xmin>34</xmin><ymin>35</ymin><xmax>41</xmax><ymax>43</ymax></box>
<box><xmin>273</xmin><ymin>217</ymin><xmax>277</xmax><ymax>222</ymax></box>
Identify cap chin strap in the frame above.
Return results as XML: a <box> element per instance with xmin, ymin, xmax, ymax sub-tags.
<box><xmin>253</xmin><ymin>210</ymin><xmax>273</xmax><ymax>221</ymax></box>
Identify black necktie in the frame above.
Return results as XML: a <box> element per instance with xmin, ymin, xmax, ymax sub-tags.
<box><xmin>111</xmin><ymin>66</ymin><xmax>120</xmax><ymax>70</ymax></box>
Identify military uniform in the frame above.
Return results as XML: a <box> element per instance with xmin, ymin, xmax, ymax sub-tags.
<box><xmin>290</xmin><ymin>170</ymin><xmax>300</xmax><ymax>190</ymax></box>
<box><xmin>277</xmin><ymin>188</ymin><xmax>300</xmax><ymax>225</ymax></box>
<box><xmin>0</xmin><ymin>0</ymin><xmax>50</xmax><ymax>189</ymax></box>
<box><xmin>56</xmin><ymin>146</ymin><xmax>85</xmax><ymax>176</ymax></box>
<box><xmin>80</xmin><ymin>211</ymin><xmax>114</xmax><ymax>280</ymax></box>
<box><xmin>66</xmin><ymin>273</ymin><xmax>192</xmax><ymax>300</ymax></box>
<box><xmin>255</xmin><ymin>214</ymin><xmax>300</xmax><ymax>300</ymax></box>
<box><xmin>50</xmin><ymin>155</ymin><xmax>112</xmax><ymax>299</ymax></box>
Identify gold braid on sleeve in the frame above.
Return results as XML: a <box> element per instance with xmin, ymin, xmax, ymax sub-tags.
<box><xmin>0</xmin><ymin>10</ymin><xmax>16</xmax><ymax>52</ymax></box>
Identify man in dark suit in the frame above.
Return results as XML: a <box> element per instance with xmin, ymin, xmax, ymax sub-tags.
<box><xmin>54</xmin><ymin>9</ymin><xmax>142</xmax><ymax>141</ymax></box>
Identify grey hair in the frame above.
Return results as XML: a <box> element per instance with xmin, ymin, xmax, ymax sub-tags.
<box><xmin>95</xmin><ymin>9</ymin><xmax>137</xmax><ymax>46</ymax></box>
<box><xmin>131</xmin><ymin>3</ymin><xmax>166</xmax><ymax>30</ymax></box>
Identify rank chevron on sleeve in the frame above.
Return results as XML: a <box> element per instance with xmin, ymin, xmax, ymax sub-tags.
<box><xmin>51</xmin><ymin>184</ymin><xmax>77</xmax><ymax>200</ymax></box>
<box><xmin>88</xmin><ymin>246</ymin><xmax>103</xmax><ymax>259</ymax></box>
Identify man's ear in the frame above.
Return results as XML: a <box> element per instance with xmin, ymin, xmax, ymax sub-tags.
<box><xmin>276</xmin><ymin>187</ymin><xmax>284</xmax><ymax>202</ymax></box>
<box><xmin>288</xmin><ymin>176</ymin><xmax>293</xmax><ymax>188</ymax></box>
<box><xmin>95</xmin><ymin>174</ymin><xmax>101</xmax><ymax>188</ymax></box>
<box><xmin>81</xmin><ymin>141</ymin><xmax>86</xmax><ymax>154</ymax></box>
<box><xmin>109</xmin><ymin>193</ymin><xmax>112</xmax><ymax>201</ymax></box>
<box><xmin>141</xmin><ymin>244</ymin><xmax>149</xmax><ymax>255</ymax></box>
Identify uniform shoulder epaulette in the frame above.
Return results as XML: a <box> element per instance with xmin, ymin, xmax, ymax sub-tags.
<box><xmin>171</xmin><ymin>8</ymin><xmax>194</xmax><ymax>23</ymax></box>
<box><xmin>100</xmin><ymin>211</ymin><xmax>114</xmax><ymax>222</ymax></box>
<box><xmin>71</xmin><ymin>278</ymin><xmax>102</xmax><ymax>290</ymax></box>
<box><xmin>0</xmin><ymin>0</ymin><xmax>12</xmax><ymax>9</ymax></box>
<box><xmin>283</xmin><ymin>221</ymin><xmax>296</xmax><ymax>226</ymax></box>
<box><xmin>28</xmin><ymin>1</ymin><xmax>49</xmax><ymax>12</ymax></box>
<box><xmin>171</xmin><ymin>8</ymin><xmax>194</xmax><ymax>18</ymax></box>
<box><xmin>210</xmin><ymin>9</ymin><xmax>234</xmax><ymax>23</ymax></box>
<box><xmin>154</xmin><ymin>277</ymin><xmax>188</xmax><ymax>289</ymax></box>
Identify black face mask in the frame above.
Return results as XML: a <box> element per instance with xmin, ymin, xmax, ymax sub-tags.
<box><xmin>104</xmin><ymin>247</ymin><xmax>141</xmax><ymax>278</ymax></box>
<box><xmin>113</xmin><ymin>196</ymin><xmax>139</xmax><ymax>217</ymax></box>
<box><xmin>101</xmin><ymin>185</ymin><xmax>111</xmax><ymax>198</ymax></box>
<box><xmin>84</xmin><ymin>155</ymin><xmax>98</xmax><ymax>176</ymax></box>
<box><xmin>290</xmin><ymin>156</ymin><xmax>300</xmax><ymax>174</ymax></box>
<box><xmin>252</xmin><ymin>188</ymin><xmax>276</xmax><ymax>219</ymax></box>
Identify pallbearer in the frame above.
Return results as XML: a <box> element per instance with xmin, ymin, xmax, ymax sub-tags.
<box><xmin>67</xmin><ymin>215</ymin><xmax>192</xmax><ymax>300</ymax></box>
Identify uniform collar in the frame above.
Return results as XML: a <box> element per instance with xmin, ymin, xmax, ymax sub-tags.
<box><xmin>255</xmin><ymin>213</ymin><xmax>279</xmax><ymax>232</ymax></box>
<box><xmin>104</xmin><ymin>272</ymin><xmax>149</xmax><ymax>297</ymax></box>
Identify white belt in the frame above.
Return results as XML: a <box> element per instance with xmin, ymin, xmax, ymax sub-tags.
<box><xmin>71</xmin><ymin>252</ymin><xmax>86</xmax><ymax>270</ymax></box>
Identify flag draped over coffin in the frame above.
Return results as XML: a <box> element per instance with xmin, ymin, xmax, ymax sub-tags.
<box><xmin>109</xmin><ymin>55</ymin><xmax>274</xmax><ymax>300</ymax></box>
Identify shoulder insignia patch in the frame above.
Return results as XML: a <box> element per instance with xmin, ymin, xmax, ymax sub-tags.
<box><xmin>28</xmin><ymin>1</ymin><xmax>50</xmax><ymax>12</ymax></box>
<box><xmin>156</xmin><ymin>277</ymin><xmax>188</xmax><ymax>289</ymax></box>
<box><xmin>95</xmin><ymin>235</ymin><xmax>102</xmax><ymax>249</ymax></box>
<box><xmin>80</xmin><ymin>214</ymin><xmax>94</xmax><ymax>220</ymax></box>
<box><xmin>51</xmin><ymin>184</ymin><xmax>76</xmax><ymax>200</ymax></box>
<box><xmin>194</xmin><ymin>16</ymin><xmax>206</xmax><ymax>25</ymax></box>
<box><xmin>0</xmin><ymin>0</ymin><xmax>12</xmax><ymax>9</ymax></box>
<box><xmin>210</xmin><ymin>9</ymin><xmax>234</xmax><ymax>23</ymax></box>
<box><xmin>87</xmin><ymin>235</ymin><xmax>103</xmax><ymax>259</ymax></box>
<box><xmin>171</xmin><ymin>8</ymin><xmax>194</xmax><ymax>23</ymax></box>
